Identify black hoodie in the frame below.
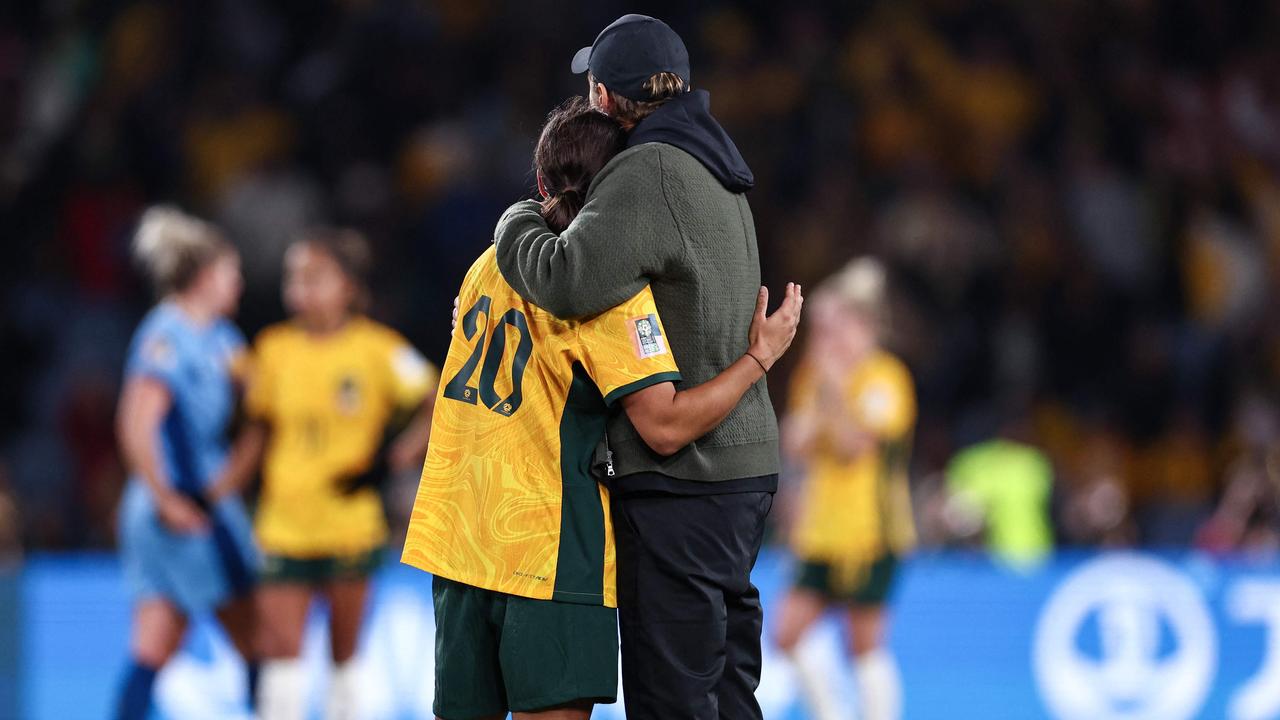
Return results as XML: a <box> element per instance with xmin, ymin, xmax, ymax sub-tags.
<box><xmin>626</xmin><ymin>89</ymin><xmax>755</xmax><ymax>193</ymax></box>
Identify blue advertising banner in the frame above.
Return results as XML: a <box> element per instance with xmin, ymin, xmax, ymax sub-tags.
<box><xmin>17</xmin><ymin>550</ymin><xmax>1280</xmax><ymax>719</ymax></box>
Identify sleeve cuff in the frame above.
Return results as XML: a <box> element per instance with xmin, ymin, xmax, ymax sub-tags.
<box><xmin>602</xmin><ymin>371</ymin><xmax>682</xmax><ymax>407</ymax></box>
<box><xmin>126</xmin><ymin>366</ymin><xmax>177</xmax><ymax>392</ymax></box>
<box><xmin>493</xmin><ymin>199</ymin><xmax>547</xmax><ymax>245</ymax></box>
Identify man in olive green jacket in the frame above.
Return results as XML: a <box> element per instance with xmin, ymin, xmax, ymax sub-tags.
<box><xmin>494</xmin><ymin>14</ymin><xmax>778</xmax><ymax>720</ymax></box>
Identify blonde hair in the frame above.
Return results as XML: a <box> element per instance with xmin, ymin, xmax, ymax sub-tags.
<box><xmin>592</xmin><ymin>71</ymin><xmax>687</xmax><ymax>126</ymax></box>
<box><xmin>132</xmin><ymin>206</ymin><xmax>231</xmax><ymax>296</ymax></box>
<box><xmin>825</xmin><ymin>257</ymin><xmax>889</xmax><ymax>323</ymax></box>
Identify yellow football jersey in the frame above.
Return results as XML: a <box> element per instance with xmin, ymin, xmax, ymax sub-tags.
<box><xmin>402</xmin><ymin>247</ymin><xmax>681</xmax><ymax>608</ymax></box>
<box><xmin>246</xmin><ymin>317</ymin><xmax>438</xmax><ymax>557</ymax></box>
<box><xmin>789</xmin><ymin>351</ymin><xmax>917</xmax><ymax>568</ymax></box>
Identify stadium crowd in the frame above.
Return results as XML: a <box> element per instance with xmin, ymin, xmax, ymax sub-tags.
<box><xmin>2</xmin><ymin>0</ymin><xmax>1279</xmax><ymax>558</ymax></box>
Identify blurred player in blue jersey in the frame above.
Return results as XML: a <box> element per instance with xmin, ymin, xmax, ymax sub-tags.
<box><xmin>113</xmin><ymin>207</ymin><xmax>259</xmax><ymax>720</ymax></box>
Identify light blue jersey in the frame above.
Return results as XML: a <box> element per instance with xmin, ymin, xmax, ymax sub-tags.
<box><xmin>118</xmin><ymin>302</ymin><xmax>258</xmax><ymax>613</ymax></box>
<box><xmin>124</xmin><ymin>302</ymin><xmax>243</xmax><ymax>489</ymax></box>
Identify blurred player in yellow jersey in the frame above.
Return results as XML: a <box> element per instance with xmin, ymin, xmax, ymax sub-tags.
<box><xmin>774</xmin><ymin>258</ymin><xmax>916</xmax><ymax>720</ymax></box>
<box><xmin>403</xmin><ymin>97</ymin><xmax>803</xmax><ymax>720</ymax></box>
<box><xmin>219</xmin><ymin>229</ymin><xmax>438</xmax><ymax>720</ymax></box>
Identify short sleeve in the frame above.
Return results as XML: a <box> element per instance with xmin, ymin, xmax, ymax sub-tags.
<box><xmin>216</xmin><ymin>321</ymin><xmax>249</xmax><ymax>383</ymax></box>
<box><xmin>215</xmin><ymin>320</ymin><xmax>246</xmax><ymax>354</ymax></box>
<box><xmin>383</xmin><ymin>332</ymin><xmax>438</xmax><ymax>408</ymax></box>
<box><xmin>851</xmin><ymin>359</ymin><xmax>916</xmax><ymax>440</ymax></box>
<box><xmin>577</xmin><ymin>286</ymin><xmax>682</xmax><ymax>406</ymax></box>
<box><xmin>126</xmin><ymin>326</ymin><xmax>182</xmax><ymax>390</ymax></box>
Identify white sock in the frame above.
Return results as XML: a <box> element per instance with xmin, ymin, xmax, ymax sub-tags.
<box><xmin>788</xmin><ymin>645</ymin><xmax>843</xmax><ymax>720</ymax></box>
<box><xmin>258</xmin><ymin>658</ymin><xmax>306</xmax><ymax>720</ymax></box>
<box><xmin>853</xmin><ymin>648</ymin><xmax>902</xmax><ymax>720</ymax></box>
<box><xmin>326</xmin><ymin>660</ymin><xmax>359</xmax><ymax>720</ymax></box>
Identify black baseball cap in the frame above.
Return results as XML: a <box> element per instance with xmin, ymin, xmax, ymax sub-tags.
<box><xmin>571</xmin><ymin>14</ymin><xmax>690</xmax><ymax>101</ymax></box>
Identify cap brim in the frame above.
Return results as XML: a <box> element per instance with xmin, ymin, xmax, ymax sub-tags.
<box><xmin>570</xmin><ymin>46</ymin><xmax>592</xmax><ymax>74</ymax></box>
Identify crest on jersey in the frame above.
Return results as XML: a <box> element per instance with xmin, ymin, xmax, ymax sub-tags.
<box><xmin>336</xmin><ymin>375</ymin><xmax>363</xmax><ymax>415</ymax></box>
<box><xmin>144</xmin><ymin>335</ymin><xmax>176</xmax><ymax>370</ymax></box>
<box><xmin>630</xmin><ymin>314</ymin><xmax>668</xmax><ymax>359</ymax></box>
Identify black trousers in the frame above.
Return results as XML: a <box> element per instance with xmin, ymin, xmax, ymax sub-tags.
<box><xmin>612</xmin><ymin>487</ymin><xmax>775</xmax><ymax>720</ymax></box>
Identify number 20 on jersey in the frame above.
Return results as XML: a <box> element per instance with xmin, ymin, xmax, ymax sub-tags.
<box><xmin>442</xmin><ymin>295</ymin><xmax>532</xmax><ymax>417</ymax></box>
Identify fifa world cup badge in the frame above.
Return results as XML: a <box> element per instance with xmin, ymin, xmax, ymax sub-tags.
<box><xmin>630</xmin><ymin>314</ymin><xmax>668</xmax><ymax>359</ymax></box>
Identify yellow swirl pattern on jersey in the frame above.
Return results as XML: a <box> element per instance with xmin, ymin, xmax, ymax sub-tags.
<box><xmin>402</xmin><ymin>247</ymin><xmax>680</xmax><ymax>608</ymax></box>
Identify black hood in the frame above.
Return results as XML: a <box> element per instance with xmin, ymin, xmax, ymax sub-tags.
<box><xmin>627</xmin><ymin>89</ymin><xmax>754</xmax><ymax>193</ymax></box>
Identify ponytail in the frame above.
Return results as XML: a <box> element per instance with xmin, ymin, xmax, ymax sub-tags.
<box><xmin>540</xmin><ymin>187</ymin><xmax>586</xmax><ymax>234</ymax></box>
<box><xmin>533</xmin><ymin>97</ymin><xmax>626</xmax><ymax>233</ymax></box>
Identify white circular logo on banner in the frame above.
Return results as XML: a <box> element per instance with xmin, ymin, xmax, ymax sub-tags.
<box><xmin>1033</xmin><ymin>554</ymin><xmax>1217</xmax><ymax>720</ymax></box>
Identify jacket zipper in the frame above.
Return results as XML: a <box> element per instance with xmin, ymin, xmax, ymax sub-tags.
<box><xmin>604</xmin><ymin>433</ymin><xmax>615</xmax><ymax>477</ymax></box>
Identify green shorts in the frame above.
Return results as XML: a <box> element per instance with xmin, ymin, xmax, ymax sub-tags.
<box><xmin>259</xmin><ymin>548</ymin><xmax>383</xmax><ymax>585</ymax></box>
<box><xmin>794</xmin><ymin>554</ymin><xmax>899</xmax><ymax>606</ymax></box>
<box><xmin>432</xmin><ymin>575</ymin><xmax>618</xmax><ymax>720</ymax></box>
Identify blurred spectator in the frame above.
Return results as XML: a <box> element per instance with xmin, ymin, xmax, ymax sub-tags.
<box><xmin>1196</xmin><ymin>393</ymin><xmax>1280</xmax><ymax>556</ymax></box>
<box><xmin>1130</xmin><ymin>409</ymin><xmax>1215</xmax><ymax>544</ymax></box>
<box><xmin>1195</xmin><ymin>470</ymin><xmax>1280</xmax><ymax>557</ymax></box>
<box><xmin>0</xmin><ymin>462</ymin><xmax>22</xmax><ymax>569</ymax></box>
<box><xmin>2</xmin><ymin>0</ymin><xmax>1280</xmax><ymax>554</ymax></box>
<box><xmin>60</xmin><ymin>374</ymin><xmax>125</xmax><ymax>548</ymax></box>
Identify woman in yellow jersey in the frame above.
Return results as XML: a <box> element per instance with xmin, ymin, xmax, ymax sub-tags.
<box><xmin>405</xmin><ymin>97</ymin><xmax>803</xmax><ymax>720</ymax></box>
<box><xmin>221</xmin><ymin>229</ymin><xmax>437</xmax><ymax>720</ymax></box>
<box><xmin>774</xmin><ymin>258</ymin><xmax>916</xmax><ymax>720</ymax></box>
